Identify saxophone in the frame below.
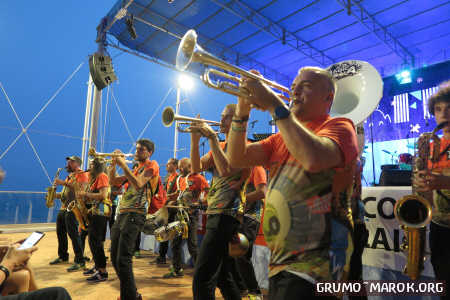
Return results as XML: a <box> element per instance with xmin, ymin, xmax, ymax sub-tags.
<box><xmin>394</xmin><ymin>123</ymin><xmax>444</xmax><ymax>280</ymax></box>
<box><xmin>67</xmin><ymin>181</ymin><xmax>89</xmax><ymax>231</ymax></box>
<box><xmin>46</xmin><ymin>168</ymin><xmax>62</xmax><ymax>208</ymax></box>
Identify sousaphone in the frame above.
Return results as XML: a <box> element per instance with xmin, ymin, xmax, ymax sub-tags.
<box><xmin>327</xmin><ymin>60</ymin><xmax>383</xmax><ymax>125</ymax></box>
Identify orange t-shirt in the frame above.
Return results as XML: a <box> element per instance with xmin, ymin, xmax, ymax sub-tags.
<box><xmin>89</xmin><ymin>172</ymin><xmax>109</xmax><ymax>192</ymax></box>
<box><xmin>429</xmin><ymin>138</ymin><xmax>450</xmax><ymax>170</ymax></box>
<box><xmin>249</xmin><ymin>166</ymin><xmax>267</xmax><ymax>187</ymax></box>
<box><xmin>178</xmin><ymin>173</ymin><xmax>209</xmax><ymax>192</ymax></box>
<box><xmin>259</xmin><ymin>115</ymin><xmax>358</xmax><ymax>177</ymax></box>
<box><xmin>68</xmin><ymin>170</ymin><xmax>89</xmax><ymax>185</ymax></box>
<box><xmin>166</xmin><ymin>172</ymin><xmax>179</xmax><ymax>193</ymax></box>
<box><xmin>123</xmin><ymin>160</ymin><xmax>159</xmax><ymax>192</ymax></box>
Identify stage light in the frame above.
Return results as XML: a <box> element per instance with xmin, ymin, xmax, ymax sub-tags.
<box><xmin>395</xmin><ymin>69</ymin><xmax>412</xmax><ymax>84</ymax></box>
<box><xmin>177</xmin><ymin>74</ymin><xmax>193</xmax><ymax>90</ymax></box>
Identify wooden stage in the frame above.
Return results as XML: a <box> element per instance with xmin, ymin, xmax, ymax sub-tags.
<box><xmin>0</xmin><ymin>223</ymin><xmax>231</xmax><ymax>300</ymax></box>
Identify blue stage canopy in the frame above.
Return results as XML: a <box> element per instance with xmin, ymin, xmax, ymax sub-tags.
<box><xmin>104</xmin><ymin>0</ymin><xmax>450</xmax><ymax>85</ymax></box>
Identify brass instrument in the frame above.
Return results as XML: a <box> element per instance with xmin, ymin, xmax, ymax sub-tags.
<box><xmin>162</xmin><ymin>106</ymin><xmax>221</xmax><ymax>132</ymax></box>
<box><xmin>67</xmin><ymin>181</ymin><xmax>89</xmax><ymax>231</ymax></box>
<box><xmin>88</xmin><ymin>148</ymin><xmax>133</xmax><ymax>159</ymax></box>
<box><xmin>46</xmin><ymin>168</ymin><xmax>63</xmax><ymax>208</ymax></box>
<box><xmin>176</xmin><ymin>29</ymin><xmax>290</xmax><ymax>101</ymax></box>
<box><xmin>394</xmin><ymin>123</ymin><xmax>445</xmax><ymax>280</ymax></box>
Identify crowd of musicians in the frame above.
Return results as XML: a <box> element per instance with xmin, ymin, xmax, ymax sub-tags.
<box><xmin>1</xmin><ymin>67</ymin><xmax>448</xmax><ymax>300</ymax></box>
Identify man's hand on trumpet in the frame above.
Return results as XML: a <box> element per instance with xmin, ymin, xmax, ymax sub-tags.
<box><xmin>112</xmin><ymin>149</ymin><xmax>127</xmax><ymax>168</ymax></box>
<box><xmin>189</xmin><ymin>114</ymin><xmax>217</xmax><ymax>140</ymax></box>
<box><xmin>238</xmin><ymin>70</ymin><xmax>286</xmax><ymax>115</ymax></box>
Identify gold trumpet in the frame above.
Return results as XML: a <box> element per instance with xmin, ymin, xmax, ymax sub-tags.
<box><xmin>162</xmin><ymin>106</ymin><xmax>221</xmax><ymax>131</ymax></box>
<box><xmin>88</xmin><ymin>148</ymin><xmax>133</xmax><ymax>159</ymax></box>
<box><xmin>176</xmin><ymin>29</ymin><xmax>290</xmax><ymax>100</ymax></box>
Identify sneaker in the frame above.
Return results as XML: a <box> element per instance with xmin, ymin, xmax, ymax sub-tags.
<box><xmin>86</xmin><ymin>271</ymin><xmax>108</xmax><ymax>283</ymax></box>
<box><xmin>49</xmin><ymin>257</ymin><xmax>68</xmax><ymax>265</ymax></box>
<box><xmin>163</xmin><ymin>268</ymin><xmax>184</xmax><ymax>278</ymax></box>
<box><xmin>66</xmin><ymin>262</ymin><xmax>85</xmax><ymax>272</ymax></box>
<box><xmin>83</xmin><ymin>267</ymin><xmax>97</xmax><ymax>276</ymax></box>
<box><xmin>248</xmin><ymin>294</ymin><xmax>262</xmax><ymax>300</ymax></box>
<box><xmin>149</xmin><ymin>257</ymin><xmax>166</xmax><ymax>265</ymax></box>
<box><xmin>84</xmin><ymin>256</ymin><xmax>91</xmax><ymax>262</ymax></box>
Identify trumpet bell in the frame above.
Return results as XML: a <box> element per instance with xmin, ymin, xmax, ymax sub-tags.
<box><xmin>162</xmin><ymin>107</ymin><xmax>175</xmax><ymax>127</ymax></box>
<box><xmin>327</xmin><ymin>60</ymin><xmax>383</xmax><ymax>125</ymax></box>
<box><xmin>176</xmin><ymin>29</ymin><xmax>197</xmax><ymax>71</ymax></box>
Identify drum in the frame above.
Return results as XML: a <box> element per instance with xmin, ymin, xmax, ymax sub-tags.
<box><xmin>398</xmin><ymin>153</ymin><xmax>413</xmax><ymax>170</ymax></box>
<box><xmin>154</xmin><ymin>221</ymin><xmax>187</xmax><ymax>242</ymax></box>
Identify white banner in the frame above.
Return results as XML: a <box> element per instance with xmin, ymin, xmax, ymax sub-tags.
<box><xmin>361</xmin><ymin>186</ymin><xmax>435</xmax><ymax>278</ymax></box>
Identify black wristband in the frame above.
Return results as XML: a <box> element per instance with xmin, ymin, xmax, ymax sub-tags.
<box><xmin>0</xmin><ymin>265</ymin><xmax>10</xmax><ymax>281</ymax></box>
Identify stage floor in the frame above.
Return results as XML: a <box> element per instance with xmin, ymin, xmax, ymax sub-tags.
<box><xmin>1</xmin><ymin>229</ymin><xmax>229</xmax><ymax>300</ymax></box>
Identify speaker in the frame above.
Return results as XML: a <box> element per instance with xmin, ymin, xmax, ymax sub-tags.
<box><xmin>379</xmin><ymin>170</ymin><xmax>412</xmax><ymax>186</ymax></box>
<box><xmin>89</xmin><ymin>53</ymin><xmax>117</xmax><ymax>90</ymax></box>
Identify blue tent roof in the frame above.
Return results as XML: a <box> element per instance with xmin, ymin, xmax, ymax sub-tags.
<box><xmin>104</xmin><ymin>0</ymin><xmax>450</xmax><ymax>85</ymax></box>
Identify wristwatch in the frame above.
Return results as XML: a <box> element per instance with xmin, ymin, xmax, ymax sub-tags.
<box><xmin>272</xmin><ymin>104</ymin><xmax>290</xmax><ymax>121</ymax></box>
<box><xmin>0</xmin><ymin>265</ymin><xmax>10</xmax><ymax>281</ymax></box>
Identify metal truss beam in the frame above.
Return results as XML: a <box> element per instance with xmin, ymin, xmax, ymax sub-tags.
<box><xmin>335</xmin><ymin>0</ymin><xmax>415</xmax><ymax>67</ymax></box>
<box><xmin>109</xmin><ymin>2</ymin><xmax>290</xmax><ymax>85</ymax></box>
<box><xmin>209</xmin><ymin>0</ymin><xmax>335</xmax><ymax>67</ymax></box>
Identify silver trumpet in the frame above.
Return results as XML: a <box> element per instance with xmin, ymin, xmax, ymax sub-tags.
<box><xmin>162</xmin><ymin>106</ymin><xmax>220</xmax><ymax>133</ymax></box>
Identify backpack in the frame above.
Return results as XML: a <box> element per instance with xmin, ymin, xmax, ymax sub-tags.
<box><xmin>147</xmin><ymin>175</ymin><xmax>167</xmax><ymax>214</ymax></box>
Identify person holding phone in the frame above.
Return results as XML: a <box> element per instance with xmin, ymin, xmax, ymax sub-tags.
<box><xmin>0</xmin><ymin>244</ymin><xmax>71</xmax><ymax>300</ymax></box>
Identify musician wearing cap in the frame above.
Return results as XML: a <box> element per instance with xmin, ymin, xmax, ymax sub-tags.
<box><xmin>49</xmin><ymin>156</ymin><xmax>89</xmax><ymax>273</ymax></box>
<box><xmin>189</xmin><ymin>103</ymin><xmax>251</xmax><ymax>300</ymax></box>
<box><xmin>413</xmin><ymin>81</ymin><xmax>450</xmax><ymax>300</ymax></box>
<box><xmin>227</xmin><ymin>67</ymin><xmax>358</xmax><ymax>299</ymax></box>
<box><xmin>163</xmin><ymin>157</ymin><xmax>208</xmax><ymax>278</ymax></box>
<box><xmin>77</xmin><ymin>157</ymin><xmax>111</xmax><ymax>283</ymax></box>
<box><xmin>109</xmin><ymin>139</ymin><xmax>159</xmax><ymax>300</ymax></box>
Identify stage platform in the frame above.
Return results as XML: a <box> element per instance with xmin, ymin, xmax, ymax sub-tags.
<box><xmin>1</xmin><ymin>225</ymin><xmax>254</xmax><ymax>300</ymax></box>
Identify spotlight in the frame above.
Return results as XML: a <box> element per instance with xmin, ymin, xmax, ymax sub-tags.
<box><xmin>126</xmin><ymin>14</ymin><xmax>137</xmax><ymax>40</ymax></box>
<box><xmin>177</xmin><ymin>74</ymin><xmax>193</xmax><ymax>90</ymax></box>
<box><xmin>395</xmin><ymin>69</ymin><xmax>412</xmax><ymax>84</ymax></box>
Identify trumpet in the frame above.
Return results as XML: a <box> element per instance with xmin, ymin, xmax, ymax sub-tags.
<box><xmin>176</xmin><ymin>29</ymin><xmax>290</xmax><ymax>101</ymax></box>
<box><xmin>162</xmin><ymin>106</ymin><xmax>221</xmax><ymax>130</ymax></box>
<box><xmin>88</xmin><ymin>148</ymin><xmax>133</xmax><ymax>159</ymax></box>
<box><xmin>104</xmin><ymin>158</ymin><xmax>133</xmax><ymax>164</ymax></box>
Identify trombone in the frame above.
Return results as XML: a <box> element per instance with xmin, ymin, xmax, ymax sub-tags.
<box><xmin>88</xmin><ymin>148</ymin><xmax>133</xmax><ymax>159</ymax></box>
<box><xmin>176</xmin><ymin>29</ymin><xmax>290</xmax><ymax>101</ymax></box>
<box><xmin>162</xmin><ymin>106</ymin><xmax>220</xmax><ymax>132</ymax></box>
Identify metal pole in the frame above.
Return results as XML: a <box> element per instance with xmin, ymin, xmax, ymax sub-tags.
<box><xmin>173</xmin><ymin>87</ymin><xmax>181</xmax><ymax>158</ymax></box>
<box><xmin>81</xmin><ymin>75</ymin><xmax>93</xmax><ymax>170</ymax></box>
<box><xmin>89</xmin><ymin>86</ymin><xmax>102</xmax><ymax>152</ymax></box>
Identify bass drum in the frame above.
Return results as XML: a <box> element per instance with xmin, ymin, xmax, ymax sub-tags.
<box><xmin>154</xmin><ymin>221</ymin><xmax>187</xmax><ymax>242</ymax></box>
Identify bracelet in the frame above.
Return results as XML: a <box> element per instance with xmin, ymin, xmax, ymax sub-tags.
<box><xmin>233</xmin><ymin>115</ymin><xmax>249</xmax><ymax>122</ymax></box>
<box><xmin>0</xmin><ymin>265</ymin><xmax>10</xmax><ymax>281</ymax></box>
<box><xmin>231</xmin><ymin>117</ymin><xmax>248</xmax><ymax>124</ymax></box>
<box><xmin>231</xmin><ymin>125</ymin><xmax>247</xmax><ymax>132</ymax></box>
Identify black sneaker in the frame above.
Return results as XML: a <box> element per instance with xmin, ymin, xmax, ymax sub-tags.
<box><xmin>49</xmin><ymin>257</ymin><xmax>68</xmax><ymax>265</ymax></box>
<box><xmin>149</xmin><ymin>257</ymin><xmax>166</xmax><ymax>265</ymax></box>
<box><xmin>84</xmin><ymin>256</ymin><xmax>91</xmax><ymax>262</ymax></box>
<box><xmin>83</xmin><ymin>267</ymin><xmax>97</xmax><ymax>276</ymax></box>
<box><xmin>86</xmin><ymin>271</ymin><xmax>108</xmax><ymax>283</ymax></box>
